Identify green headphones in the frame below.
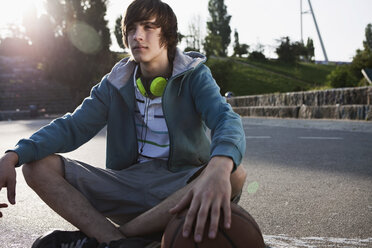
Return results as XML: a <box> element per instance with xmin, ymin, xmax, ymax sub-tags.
<box><xmin>136</xmin><ymin>77</ymin><xmax>167</xmax><ymax>97</ymax></box>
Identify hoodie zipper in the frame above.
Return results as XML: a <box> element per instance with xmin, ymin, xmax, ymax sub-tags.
<box><xmin>162</xmin><ymin>70</ymin><xmax>192</xmax><ymax>169</ymax></box>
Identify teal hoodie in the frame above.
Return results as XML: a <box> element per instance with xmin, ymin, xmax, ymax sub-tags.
<box><xmin>12</xmin><ymin>49</ymin><xmax>246</xmax><ymax>172</ymax></box>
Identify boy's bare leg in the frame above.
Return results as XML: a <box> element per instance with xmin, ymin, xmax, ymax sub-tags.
<box><xmin>23</xmin><ymin>155</ymin><xmax>246</xmax><ymax>243</ymax></box>
<box><xmin>119</xmin><ymin>162</ymin><xmax>247</xmax><ymax>239</ymax></box>
<box><xmin>22</xmin><ymin>155</ymin><xmax>124</xmax><ymax>243</ymax></box>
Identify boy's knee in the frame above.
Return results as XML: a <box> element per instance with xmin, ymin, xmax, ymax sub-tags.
<box><xmin>22</xmin><ymin>155</ymin><xmax>64</xmax><ymax>187</ymax></box>
<box><xmin>230</xmin><ymin>165</ymin><xmax>247</xmax><ymax>196</ymax></box>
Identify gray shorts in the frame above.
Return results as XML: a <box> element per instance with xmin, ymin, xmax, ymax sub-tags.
<box><xmin>61</xmin><ymin>156</ymin><xmax>201</xmax><ymax>224</ymax></box>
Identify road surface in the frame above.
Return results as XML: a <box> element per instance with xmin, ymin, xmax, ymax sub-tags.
<box><xmin>0</xmin><ymin>117</ymin><xmax>371</xmax><ymax>247</ymax></box>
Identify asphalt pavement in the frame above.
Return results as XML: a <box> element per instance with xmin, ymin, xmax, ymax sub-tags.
<box><xmin>0</xmin><ymin>117</ymin><xmax>371</xmax><ymax>248</ymax></box>
<box><xmin>239</xmin><ymin>118</ymin><xmax>372</xmax><ymax>247</ymax></box>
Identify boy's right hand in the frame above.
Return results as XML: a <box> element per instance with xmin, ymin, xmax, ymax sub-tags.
<box><xmin>0</xmin><ymin>152</ymin><xmax>18</xmax><ymax>217</ymax></box>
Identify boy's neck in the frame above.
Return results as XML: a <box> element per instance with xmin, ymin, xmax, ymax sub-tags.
<box><xmin>139</xmin><ymin>59</ymin><xmax>172</xmax><ymax>81</ymax></box>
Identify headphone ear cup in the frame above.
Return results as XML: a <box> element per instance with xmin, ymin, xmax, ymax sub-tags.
<box><xmin>136</xmin><ymin>78</ymin><xmax>148</xmax><ymax>97</ymax></box>
<box><xmin>150</xmin><ymin>77</ymin><xmax>167</xmax><ymax>97</ymax></box>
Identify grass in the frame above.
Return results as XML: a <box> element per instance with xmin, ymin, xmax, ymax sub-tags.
<box><xmin>206</xmin><ymin>57</ymin><xmax>337</xmax><ymax>96</ymax></box>
<box><xmin>227</xmin><ymin>63</ymin><xmax>311</xmax><ymax>95</ymax></box>
<box><xmin>113</xmin><ymin>53</ymin><xmax>336</xmax><ymax>96</ymax></box>
<box><xmin>236</xmin><ymin>58</ymin><xmax>337</xmax><ymax>85</ymax></box>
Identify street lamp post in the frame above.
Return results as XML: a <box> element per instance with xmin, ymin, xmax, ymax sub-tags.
<box><xmin>300</xmin><ymin>0</ymin><xmax>329</xmax><ymax>63</ymax></box>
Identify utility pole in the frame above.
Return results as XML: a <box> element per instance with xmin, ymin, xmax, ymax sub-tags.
<box><xmin>307</xmin><ymin>0</ymin><xmax>329</xmax><ymax>63</ymax></box>
<box><xmin>300</xmin><ymin>0</ymin><xmax>310</xmax><ymax>43</ymax></box>
<box><xmin>300</xmin><ymin>0</ymin><xmax>303</xmax><ymax>43</ymax></box>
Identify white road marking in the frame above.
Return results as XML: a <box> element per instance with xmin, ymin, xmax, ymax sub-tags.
<box><xmin>298</xmin><ymin>136</ymin><xmax>343</xmax><ymax>140</ymax></box>
<box><xmin>264</xmin><ymin>234</ymin><xmax>372</xmax><ymax>248</ymax></box>
<box><xmin>246</xmin><ymin>136</ymin><xmax>272</xmax><ymax>139</ymax></box>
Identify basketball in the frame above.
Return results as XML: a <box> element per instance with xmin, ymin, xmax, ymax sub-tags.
<box><xmin>161</xmin><ymin>203</ymin><xmax>265</xmax><ymax>248</ymax></box>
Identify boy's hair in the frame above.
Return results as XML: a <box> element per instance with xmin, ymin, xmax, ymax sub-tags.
<box><xmin>122</xmin><ymin>0</ymin><xmax>178</xmax><ymax>63</ymax></box>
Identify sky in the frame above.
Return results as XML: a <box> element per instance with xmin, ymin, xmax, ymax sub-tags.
<box><xmin>1</xmin><ymin>0</ymin><xmax>371</xmax><ymax>62</ymax></box>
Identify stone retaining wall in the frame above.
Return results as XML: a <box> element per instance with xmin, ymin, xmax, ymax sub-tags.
<box><xmin>228</xmin><ymin>87</ymin><xmax>372</xmax><ymax>121</ymax></box>
<box><xmin>0</xmin><ymin>56</ymin><xmax>75</xmax><ymax>120</ymax></box>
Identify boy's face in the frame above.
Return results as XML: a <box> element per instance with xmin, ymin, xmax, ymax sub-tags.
<box><xmin>127</xmin><ymin>18</ymin><xmax>168</xmax><ymax>65</ymax></box>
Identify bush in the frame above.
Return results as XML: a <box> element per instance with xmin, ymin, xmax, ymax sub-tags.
<box><xmin>206</xmin><ymin>59</ymin><xmax>234</xmax><ymax>94</ymax></box>
<box><xmin>184</xmin><ymin>47</ymin><xmax>199</xmax><ymax>52</ymax></box>
<box><xmin>275</xmin><ymin>37</ymin><xmax>314</xmax><ymax>64</ymax></box>
<box><xmin>275</xmin><ymin>37</ymin><xmax>296</xmax><ymax>64</ymax></box>
<box><xmin>358</xmin><ymin>77</ymin><xmax>370</xmax><ymax>86</ymax></box>
<box><xmin>350</xmin><ymin>48</ymin><xmax>372</xmax><ymax>80</ymax></box>
<box><xmin>248</xmin><ymin>51</ymin><xmax>266</xmax><ymax>61</ymax></box>
<box><xmin>326</xmin><ymin>65</ymin><xmax>358</xmax><ymax>88</ymax></box>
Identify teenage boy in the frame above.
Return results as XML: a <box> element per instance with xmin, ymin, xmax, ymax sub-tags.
<box><xmin>0</xmin><ymin>0</ymin><xmax>247</xmax><ymax>247</ymax></box>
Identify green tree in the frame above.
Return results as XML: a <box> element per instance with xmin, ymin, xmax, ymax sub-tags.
<box><xmin>206</xmin><ymin>59</ymin><xmax>234</xmax><ymax>94</ymax></box>
<box><xmin>276</xmin><ymin>37</ymin><xmax>296</xmax><ymax>63</ymax></box>
<box><xmin>233</xmin><ymin>29</ymin><xmax>249</xmax><ymax>57</ymax></box>
<box><xmin>364</xmin><ymin>23</ymin><xmax>372</xmax><ymax>51</ymax></box>
<box><xmin>326</xmin><ymin>23</ymin><xmax>372</xmax><ymax>88</ymax></box>
<box><xmin>305</xmin><ymin>38</ymin><xmax>315</xmax><ymax>62</ymax></box>
<box><xmin>293</xmin><ymin>41</ymin><xmax>308</xmax><ymax>61</ymax></box>
<box><xmin>326</xmin><ymin>65</ymin><xmax>357</xmax><ymax>88</ymax></box>
<box><xmin>276</xmin><ymin>37</ymin><xmax>314</xmax><ymax>63</ymax></box>
<box><xmin>203</xmin><ymin>34</ymin><xmax>223</xmax><ymax>57</ymax></box>
<box><xmin>248</xmin><ymin>51</ymin><xmax>266</xmax><ymax>61</ymax></box>
<box><xmin>247</xmin><ymin>43</ymin><xmax>266</xmax><ymax>61</ymax></box>
<box><xmin>114</xmin><ymin>15</ymin><xmax>125</xmax><ymax>50</ymax></box>
<box><xmin>233</xmin><ymin>29</ymin><xmax>240</xmax><ymax>57</ymax></box>
<box><xmin>204</xmin><ymin>0</ymin><xmax>231</xmax><ymax>57</ymax></box>
<box><xmin>177</xmin><ymin>32</ymin><xmax>185</xmax><ymax>43</ymax></box>
<box><xmin>350</xmin><ymin>48</ymin><xmax>372</xmax><ymax>82</ymax></box>
<box><xmin>239</xmin><ymin>44</ymin><xmax>249</xmax><ymax>57</ymax></box>
<box><xmin>349</xmin><ymin>23</ymin><xmax>372</xmax><ymax>84</ymax></box>
<box><xmin>23</xmin><ymin>0</ymin><xmax>114</xmax><ymax>104</ymax></box>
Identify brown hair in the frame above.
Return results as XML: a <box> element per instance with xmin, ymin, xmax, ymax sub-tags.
<box><xmin>122</xmin><ymin>0</ymin><xmax>178</xmax><ymax>63</ymax></box>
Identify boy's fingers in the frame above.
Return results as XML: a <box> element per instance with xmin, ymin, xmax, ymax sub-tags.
<box><xmin>0</xmin><ymin>203</ymin><xmax>8</xmax><ymax>218</ymax></box>
<box><xmin>208</xmin><ymin>202</ymin><xmax>221</xmax><ymax>239</ymax></box>
<box><xmin>182</xmin><ymin>199</ymin><xmax>200</xmax><ymax>238</ymax></box>
<box><xmin>193</xmin><ymin>198</ymin><xmax>213</xmax><ymax>242</ymax></box>
<box><xmin>169</xmin><ymin>191</ymin><xmax>192</xmax><ymax>214</ymax></box>
<box><xmin>222</xmin><ymin>199</ymin><xmax>231</xmax><ymax>229</ymax></box>
<box><xmin>7</xmin><ymin>179</ymin><xmax>16</xmax><ymax>205</ymax></box>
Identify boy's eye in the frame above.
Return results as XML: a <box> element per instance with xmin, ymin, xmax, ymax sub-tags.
<box><xmin>144</xmin><ymin>24</ymin><xmax>155</xmax><ymax>29</ymax></box>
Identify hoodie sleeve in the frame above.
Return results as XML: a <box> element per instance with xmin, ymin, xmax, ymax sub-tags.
<box><xmin>188</xmin><ymin>64</ymin><xmax>246</xmax><ymax>171</ymax></box>
<box><xmin>9</xmin><ymin>76</ymin><xmax>111</xmax><ymax>166</ymax></box>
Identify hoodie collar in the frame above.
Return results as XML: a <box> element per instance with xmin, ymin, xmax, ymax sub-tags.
<box><xmin>172</xmin><ymin>48</ymin><xmax>206</xmax><ymax>77</ymax></box>
<box><xmin>107</xmin><ymin>48</ymin><xmax>206</xmax><ymax>90</ymax></box>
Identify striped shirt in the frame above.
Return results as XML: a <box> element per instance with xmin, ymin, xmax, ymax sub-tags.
<box><xmin>133</xmin><ymin>65</ymin><xmax>170</xmax><ymax>163</ymax></box>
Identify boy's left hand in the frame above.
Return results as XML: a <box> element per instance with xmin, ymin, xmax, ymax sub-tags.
<box><xmin>169</xmin><ymin>156</ymin><xmax>233</xmax><ymax>243</ymax></box>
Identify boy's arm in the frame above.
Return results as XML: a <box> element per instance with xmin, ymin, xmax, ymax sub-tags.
<box><xmin>190</xmin><ymin>64</ymin><xmax>246</xmax><ymax>169</ymax></box>
<box><xmin>10</xmin><ymin>77</ymin><xmax>111</xmax><ymax>166</ymax></box>
<box><xmin>171</xmin><ymin>65</ymin><xmax>246</xmax><ymax>242</ymax></box>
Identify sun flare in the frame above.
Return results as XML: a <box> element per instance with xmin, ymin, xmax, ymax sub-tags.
<box><xmin>0</xmin><ymin>0</ymin><xmax>45</xmax><ymax>33</ymax></box>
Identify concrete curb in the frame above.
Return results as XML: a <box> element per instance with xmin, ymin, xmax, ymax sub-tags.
<box><xmin>229</xmin><ymin>87</ymin><xmax>372</xmax><ymax>121</ymax></box>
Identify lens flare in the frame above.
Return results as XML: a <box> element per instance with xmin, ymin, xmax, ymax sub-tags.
<box><xmin>246</xmin><ymin>181</ymin><xmax>259</xmax><ymax>194</ymax></box>
<box><xmin>67</xmin><ymin>21</ymin><xmax>102</xmax><ymax>54</ymax></box>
